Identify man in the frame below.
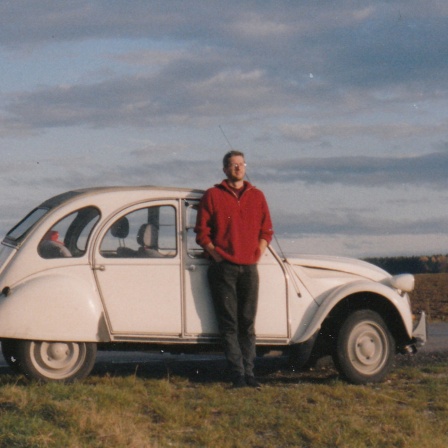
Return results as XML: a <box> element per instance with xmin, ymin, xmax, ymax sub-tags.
<box><xmin>195</xmin><ymin>150</ymin><xmax>273</xmax><ymax>388</ymax></box>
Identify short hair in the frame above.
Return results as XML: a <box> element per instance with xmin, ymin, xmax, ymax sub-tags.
<box><xmin>223</xmin><ymin>150</ymin><xmax>245</xmax><ymax>168</ymax></box>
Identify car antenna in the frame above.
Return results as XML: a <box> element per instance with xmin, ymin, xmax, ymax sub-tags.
<box><xmin>218</xmin><ymin>125</ymin><xmax>288</xmax><ymax>262</ymax></box>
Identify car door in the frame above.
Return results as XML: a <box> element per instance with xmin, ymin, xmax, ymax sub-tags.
<box><xmin>182</xmin><ymin>200</ymin><xmax>289</xmax><ymax>339</ymax></box>
<box><xmin>93</xmin><ymin>200</ymin><xmax>182</xmax><ymax>337</ymax></box>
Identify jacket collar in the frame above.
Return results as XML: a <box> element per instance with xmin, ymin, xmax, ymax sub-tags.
<box><xmin>215</xmin><ymin>180</ymin><xmax>254</xmax><ymax>193</ymax></box>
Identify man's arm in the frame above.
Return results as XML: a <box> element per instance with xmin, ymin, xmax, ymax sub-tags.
<box><xmin>258</xmin><ymin>192</ymin><xmax>274</xmax><ymax>246</ymax></box>
<box><xmin>194</xmin><ymin>192</ymin><xmax>213</xmax><ymax>247</ymax></box>
<box><xmin>195</xmin><ymin>191</ymin><xmax>224</xmax><ymax>262</ymax></box>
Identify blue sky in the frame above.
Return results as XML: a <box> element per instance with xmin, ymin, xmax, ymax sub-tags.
<box><xmin>1</xmin><ymin>1</ymin><xmax>447</xmax><ymax>258</ymax></box>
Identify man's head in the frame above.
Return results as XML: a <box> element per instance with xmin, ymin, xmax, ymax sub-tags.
<box><xmin>222</xmin><ymin>150</ymin><xmax>246</xmax><ymax>184</ymax></box>
<box><xmin>222</xmin><ymin>150</ymin><xmax>245</xmax><ymax>169</ymax></box>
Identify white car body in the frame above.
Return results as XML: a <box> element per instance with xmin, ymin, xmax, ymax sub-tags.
<box><xmin>0</xmin><ymin>186</ymin><xmax>426</xmax><ymax>383</ymax></box>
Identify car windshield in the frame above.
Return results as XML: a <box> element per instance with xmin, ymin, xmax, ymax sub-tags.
<box><xmin>5</xmin><ymin>208</ymin><xmax>49</xmax><ymax>243</ymax></box>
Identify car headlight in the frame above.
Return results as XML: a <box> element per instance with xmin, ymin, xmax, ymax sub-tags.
<box><xmin>385</xmin><ymin>273</ymin><xmax>415</xmax><ymax>293</ymax></box>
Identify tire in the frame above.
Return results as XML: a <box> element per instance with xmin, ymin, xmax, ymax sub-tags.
<box><xmin>14</xmin><ymin>340</ymin><xmax>97</xmax><ymax>382</ymax></box>
<box><xmin>1</xmin><ymin>339</ymin><xmax>21</xmax><ymax>373</ymax></box>
<box><xmin>333</xmin><ymin>310</ymin><xmax>395</xmax><ymax>384</ymax></box>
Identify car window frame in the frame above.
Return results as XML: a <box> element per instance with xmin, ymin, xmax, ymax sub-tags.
<box><xmin>38</xmin><ymin>206</ymin><xmax>101</xmax><ymax>259</ymax></box>
<box><xmin>97</xmin><ymin>199</ymin><xmax>180</xmax><ymax>261</ymax></box>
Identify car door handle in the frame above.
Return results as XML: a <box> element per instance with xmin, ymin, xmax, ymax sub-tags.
<box><xmin>93</xmin><ymin>265</ymin><xmax>106</xmax><ymax>271</ymax></box>
<box><xmin>186</xmin><ymin>265</ymin><xmax>196</xmax><ymax>272</ymax></box>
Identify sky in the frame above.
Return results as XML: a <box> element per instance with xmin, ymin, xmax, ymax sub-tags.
<box><xmin>1</xmin><ymin>0</ymin><xmax>448</xmax><ymax>258</ymax></box>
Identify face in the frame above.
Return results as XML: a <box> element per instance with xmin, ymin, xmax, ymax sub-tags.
<box><xmin>223</xmin><ymin>155</ymin><xmax>246</xmax><ymax>182</ymax></box>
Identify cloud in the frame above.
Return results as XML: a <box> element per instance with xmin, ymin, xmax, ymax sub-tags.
<box><xmin>322</xmin><ymin>15</ymin><xmax>448</xmax><ymax>90</ymax></box>
<box><xmin>2</xmin><ymin>1</ymin><xmax>448</xmax><ymax>136</ymax></box>
<box><xmin>255</xmin><ymin>149</ymin><xmax>448</xmax><ymax>187</ymax></box>
<box><xmin>1</xmin><ymin>1</ymin><xmax>448</xmax><ymax>257</ymax></box>
<box><xmin>279</xmin><ymin>122</ymin><xmax>446</xmax><ymax>142</ymax></box>
<box><xmin>1</xmin><ymin>65</ymin><xmax>289</xmax><ymax>132</ymax></box>
<box><xmin>274</xmin><ymin>209</ymin><xmax>448</xmax><ymax>238</ymax></box>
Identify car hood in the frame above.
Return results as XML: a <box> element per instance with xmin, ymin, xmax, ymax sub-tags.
<box><xmin>286</xmin><ymin>254</ymin><xmax>390</xmax><ymax>282</ymax></box>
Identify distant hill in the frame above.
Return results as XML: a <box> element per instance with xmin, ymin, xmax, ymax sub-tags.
<box><xmin>364</xmin><ymin>254</ymin><xmax>448</xmax><ymax>275</ymax></box>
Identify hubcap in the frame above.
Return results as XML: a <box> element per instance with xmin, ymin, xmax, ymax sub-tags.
<box><xmin>47</xmin><ymin>343</ymin><xmax>70</xmax><ymax>361</ymax></box>
<box><xmin>348</xmin><ymin>321</ymin><xmax>389</xmax><ymax>375</ymax></box>
<box><xmin>30</xmin><ymin>341</ymin><xmax>87</xmax><ymax>380</ymax></box>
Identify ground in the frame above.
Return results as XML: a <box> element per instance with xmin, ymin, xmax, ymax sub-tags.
<box><xmin>410</xmin><ymin>273</ymin><xmax>448</xmax><ymax>321</ymax></box>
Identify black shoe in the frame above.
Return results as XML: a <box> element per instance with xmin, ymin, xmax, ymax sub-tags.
<box><xmin>245</xmin><ymin>376</ymin><xmax>261</xmax><ymax>388</ymax></box>
<box><xmin>232</xmin><ymin>376</ymin><xmax>247</xmax><ymax>388</ymax></box>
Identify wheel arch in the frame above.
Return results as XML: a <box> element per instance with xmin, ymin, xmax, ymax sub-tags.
<box><xmin>292</xmin><ymin>280</ymin><xmax>413</xmax><ymax>347</ymax></box>
<box><xmin>321</xmin><ymin>292</ymin><xmax>410</xmax><ymax>351</ymax></box>
<box><xmin>292</xmin><ymin>292</ymin><xmax>410</xmax><ymax>367</ymax></box>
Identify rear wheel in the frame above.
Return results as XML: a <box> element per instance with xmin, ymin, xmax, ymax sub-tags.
<box><xmin>15</xmin><ymin>340</ymin><xmax>97</xmax><ymax>382</ymax></box>
<box><xmin>333</xmin><ymin>310</ymin><xmax>395</xmax><ymax>384</ymax></box>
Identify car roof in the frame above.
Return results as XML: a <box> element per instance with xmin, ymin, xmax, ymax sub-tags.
<box><xmin>39</xmin><ymin>186</ymin><xmax>205</xmax><ymax>209</ymax></box>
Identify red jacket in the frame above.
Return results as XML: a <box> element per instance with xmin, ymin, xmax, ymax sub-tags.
<box><xmin>195</xmin><ymin>180</ymin><xmax>274</xmax><ymax>265</ymax></box>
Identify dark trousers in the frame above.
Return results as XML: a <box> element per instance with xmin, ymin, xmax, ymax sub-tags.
<box><xmin>208</xmin><ymin>261</ymin><xmax>259</xmax><ymax>378</ymax></box>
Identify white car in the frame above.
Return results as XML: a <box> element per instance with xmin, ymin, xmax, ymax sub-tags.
<box><xmin>0</xmin><ymin>186</ymin><xmax>426</xmax><ymax>384</ymax></box>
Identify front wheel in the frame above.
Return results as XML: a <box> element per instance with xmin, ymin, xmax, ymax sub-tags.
<box><xmin>15</xmin><ymin>340</ymin><xmax>97</xmax><ymax>382</ymax></box>
<box><xmin>333</xmin><ymin>310</ymin><xmax>395</xmax><ymax>384</ymax></box>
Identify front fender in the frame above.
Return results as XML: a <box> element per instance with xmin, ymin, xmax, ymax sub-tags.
<box><xmin>292</xmin><ymin>280</ymin><xmax>413</xmax><ymax>344</ymax></box>
<box><xmin>0</xmin><ymin>270</ymin><xmax>110</xmax><ymax>342</ymax></box>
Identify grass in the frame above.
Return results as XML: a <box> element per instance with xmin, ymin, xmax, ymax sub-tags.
<box><xmin>0</xmin><ymin>355</ymin><xmax>448</xmax><ymax>448</ymax></box>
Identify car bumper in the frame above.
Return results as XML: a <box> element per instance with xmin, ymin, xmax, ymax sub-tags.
<box><xmin>407</xmin><ymin>311</ymin><xmax>427</xmax><ymax>353</ymax></box>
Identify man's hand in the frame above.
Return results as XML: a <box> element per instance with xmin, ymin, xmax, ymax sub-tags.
<box><xmin>204</xmin><ymin>243</ymin><xmax>224</xmax><ymax>263</ymax></box>
<box><xmin>258</xmin><ymin>239</ymin><xmax>268</xmax><ymax>261</ymax></box>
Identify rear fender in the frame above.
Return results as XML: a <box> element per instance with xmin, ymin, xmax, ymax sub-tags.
<box><xmin>291</xmin><ymin>280</ymin><xmax>412</xmax><ymax>344</ymax></box>
<box><xmin>0</xmin><ymin>272</ymin><xmax>110</xmax><ymax>342</ymax></box>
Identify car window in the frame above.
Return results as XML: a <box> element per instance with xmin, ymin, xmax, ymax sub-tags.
<box><xmin>185</xmin><ymin>200</ymin><xmax>204</xmax><ymax>258</ymax></box>
<box><xmin>38</xmin><ymin>207</ymin><xmax>100</xmax><ymax>259</ymax></box>
<box><xmin>6</xmin><ymin>208</ymin><xmax>49</xmax><ymax>243</ymax></box>
<box><xmin>100</xmin><ymin>205</ymin><xmax>177</xmax><ymax>258</ymax></box>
